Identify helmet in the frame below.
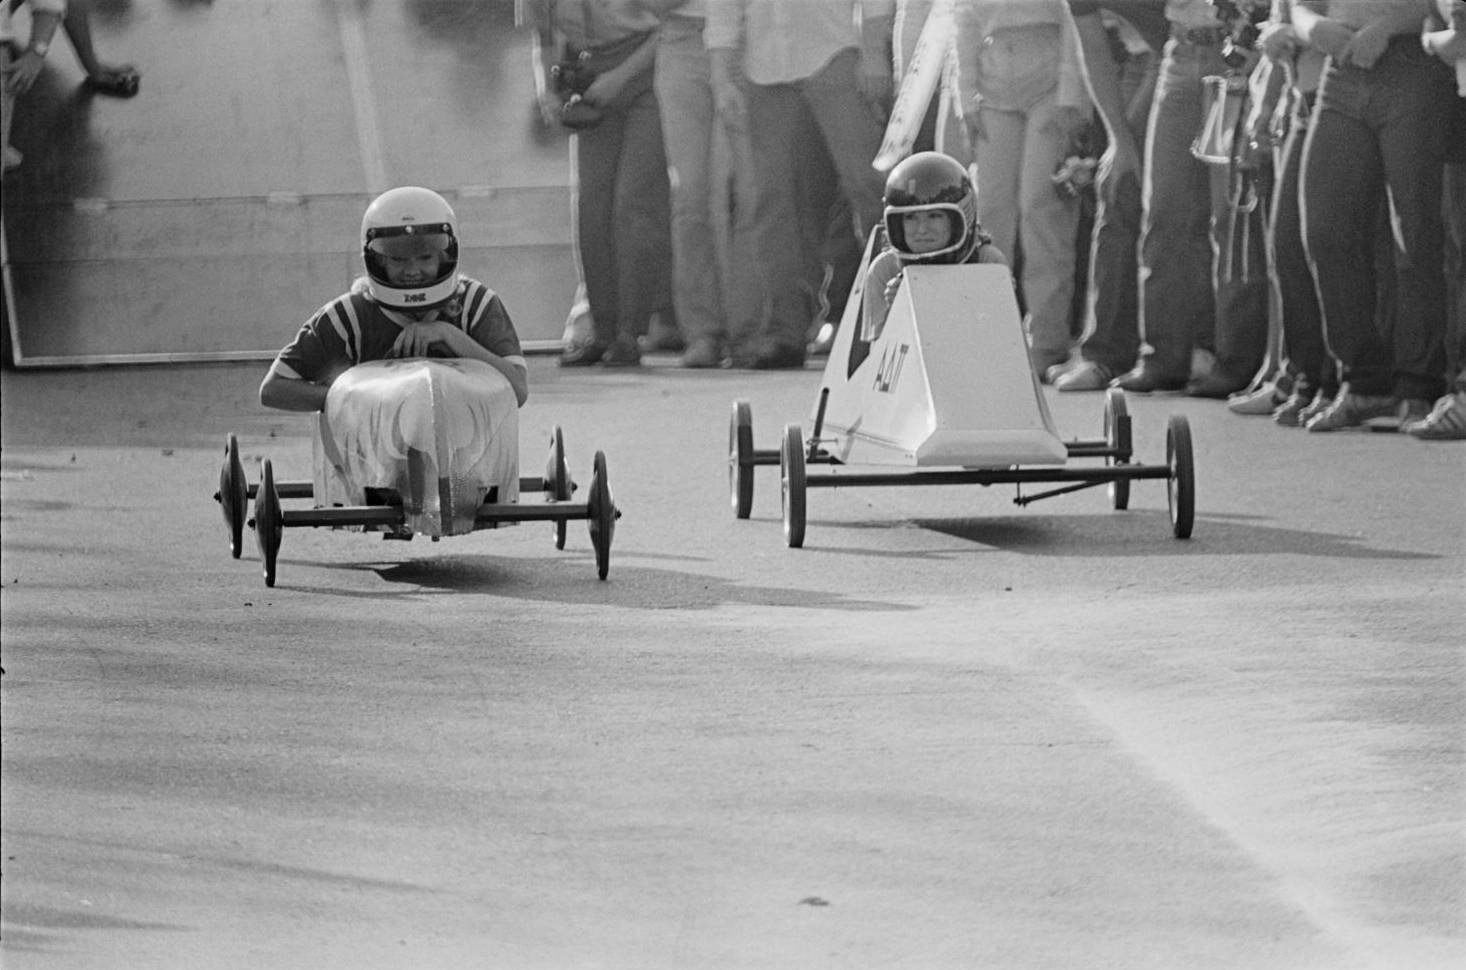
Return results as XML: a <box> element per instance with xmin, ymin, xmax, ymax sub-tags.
<box><xmin>882</xmin><ymin>152</ymin><xmax>979</xmax><ymax>265</ymax></box>
<box><xmin>360</xmin><ymin>186</ymin><xmax>460</xmax><ymax>310</ymax></box>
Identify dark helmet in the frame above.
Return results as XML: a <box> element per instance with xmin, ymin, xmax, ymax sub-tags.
<box><xmin>882</xmin><ymin>151</ymin><xmax>979</xmax><ymax>264</ymax></box>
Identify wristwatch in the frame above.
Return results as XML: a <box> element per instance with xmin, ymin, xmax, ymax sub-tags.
<box><xmin>29</xmin><ymin>40</ymin><xmax>50</xmax><ymax>57</ymax></box>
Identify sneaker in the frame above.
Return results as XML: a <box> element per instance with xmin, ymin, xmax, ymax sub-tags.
<box><xmin>1297</xmin><ymin>389</ymin><xmax>1336</xmax><ymax>426</ymax></box>
<box><xmin>808</xmin><ymin>321</ymin><xmax>838</xmax><ymax>357</ymax></box>
<box><xmin>1405</xmin><ymin>392</ymin><xmax>1466</xmax><ymax>440</ymax></box>
<box><xmin>1227</xmin><ymin>381</ymin><xmax>1286</xmax><ymax>415</ymax></box>
<box><xmin>1271</xmin><ymin>391</ymin><xmax>1311</xmax><ymax>427</ymax></box>
<box><xmin>1054</xmin><ymin>360</ymin><xmax>1113</xmax><ymax>392</ymax></box>
<box><xmin>600</xmin><ymin>336</ymin><xmax>642</xmax><ymax>367</ymax></box>
<box><xmin>1186</xmin><ymin>371</ymin><xmax>1249</xmax><ymax>399</ymax></box>
<box><xmin>1305</xmin><ymin>389</ymin><xmax>1398</xmax><ymax>432</ymax></box>
<box><xmin>559</xmin><ymin>341</ymin><xmax>609</xmax><ymax>367</ymax></box>
<box><xmin>680</xmin><ymin>338</ymin><xmax>724</xmax><ymax>369</ymax></box>
<box><xmin>1113</xmin><ymin>364</ymin><xmax>1187</xmax><ymax>394</ymax></box>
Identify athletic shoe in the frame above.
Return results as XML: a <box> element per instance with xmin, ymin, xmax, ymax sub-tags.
<box><xmin>1305</xmin><ymin>389</ymin><xmax>1398</xmax><ymax>432</ymax></box>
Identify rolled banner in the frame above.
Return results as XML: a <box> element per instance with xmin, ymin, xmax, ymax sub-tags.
<box><xmin>873</xmin><ymin>0</ymin><xmax>957</xmax><ymax>173</ymax></box>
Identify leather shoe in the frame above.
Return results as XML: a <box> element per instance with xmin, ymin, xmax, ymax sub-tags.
<box><xmin>559</xmin><ymin>341</ymin><xmax>609</xmax><ymax>367</ymax></box>
<box><xmin>1227</xmin><ymin>381</ymin><xmax>1286</xmax><ymax>415</ymax></box>
<box><xmin>680</xmin><ymin>338</ymin><xmax>724</xmax><ymax>369</ymax></box>
<box><xmin>1054</xmin><ymin>360</ymin><xmax>1113</xmax><ymax>392</ymax></box>
<box><xmin>1187</xmin><ymin>372</ymin><xmax>1250</xmax><ymax>399</ymax></box>
<box><xmin>1113</xmin><ymin>365</ymin><xmax>1187</xmax><ymax>394</ymax></box>
<box><xmin>600</xmin><ymin>336</ymin><xmax>642</xmax><ymax>367</ymax></box>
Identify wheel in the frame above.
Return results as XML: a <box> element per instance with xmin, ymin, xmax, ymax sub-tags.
<box><xmin>546</xmin><ymin>426</ymin><xmax>570</xmax><ymax>550</ymax></box>
<box><xmin>219</xmin><ymin>433</ymin><xmax>248</xmax><ymax>558</ymax></box>
<box><xmin>780</xmin><ymin>423</ymin><xmax>807</xmax><ymax>549</ymax></box>
<box><xmin>729</xmin><ymin>399</ymin><xmax>755</xmax><ymax>519</ymax></box>
<box><xmin>586</xmin><ymin>450</ymin><xmax>617</xmax><ymax>580</ymax></box>
<box><xmin>1166</xmin><ymin>414</ymin><xmax>1195</xmax><ymax>539</ymax></box>
<box><xmin>1104</xmin><ymin>388</ymin><xmax>1131</xmax><ymax>510</ymax></box>
<box><xmin>254</xmin><ymin>458</ymin><xmax>283</xmax><ymax>587</ymax></box>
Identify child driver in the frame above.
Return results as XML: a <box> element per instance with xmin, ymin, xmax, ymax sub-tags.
<box><xmin>260</xmin><ymin>186</ymin><xmax>529</xmax><ymax>412</ymax></box>
<box><xmin>861</xmin><ymin>151</ymin><xmax>1008</xmax><ymax>342</ymax></box>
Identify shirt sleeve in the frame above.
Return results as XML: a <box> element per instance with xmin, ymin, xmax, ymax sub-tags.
<box><xmin>465</xmin><ymin>289</ymin><xmax>526</xmax><ymax>367</ymax></box>
<box><xmin>273</xmin><ymin>301</ymin><xmax>349</xmax><ymax>383</ymax></box>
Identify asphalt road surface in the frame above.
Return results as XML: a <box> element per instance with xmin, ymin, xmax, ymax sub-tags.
<box><xmin>2</xmin><ymin>358</ymin><xmax>1462</xmax><ymax>969</ymax></box>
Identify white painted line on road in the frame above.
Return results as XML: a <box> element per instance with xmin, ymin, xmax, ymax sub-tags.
<box><xmin>336</xmin><ymin>0</ymin><xmax>390</xmax><ymax>195</ymax></box>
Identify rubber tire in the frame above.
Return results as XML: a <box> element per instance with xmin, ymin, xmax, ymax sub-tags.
<box><xmin>255</xmin><ymin>458</ymin><xmax>283</xmax><ymax>587</ymax></box>
<box><xmin>730</xmin><ymin>400</ymin><xmax>755</xmax><ymax>519</ymax></box>
<box><xmin>548</xmin><ymin>426</ymin><xmax>570</xmax><ymax>550</ymax></box>
<box><xmin>1104</xmin><ymin>388</ymin><xmax>1131</xmax><ymax>511</ymax></box>
<box><xmin>587</xmin><ymin>451</ymin><xmax>616</xmax><ymax>580</ymax></box>
<box><xmin>780</xmin><ymin>424</ymin><xmax>807</xmax><ymax>549</ymax></box>
<box><xmin>220</xmin><ymin>433</ymin><xmax>248</xmax><ymax>558</ymax></box>
<box><xmin>1167</xmin><ymin>415</ymin><xmax>1195</xmax><ymax>539</ymax></box>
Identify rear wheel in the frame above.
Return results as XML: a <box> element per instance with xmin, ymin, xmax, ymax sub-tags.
<box><xmin>730</xmin><ymin>400</ymin><xmax>755</xmax><ymax>519</ymax></box>
<box><xmin>587</xmin><ymin>451</ymin><xmax>617</xmax><ymax>579</ymax></box>
<box><xmin>219</xmin><ymin>433</ymin><xmax>248</xmax><ymax>558</ymax></box>
<box><xmin>780</xmin><ymin>424</ymin><xmax>807</xmax><ymax>549</ymax></box>
<box><xmin>254</xmin><ymin>458</ymin><xmax>283</xmax><ymax>587</ymax></box>
<box><xmin>1104</xmin><ymin>388</ymin><xmax>1131</xmax><ymax>510</ymax></box>
<box><xmin>1166</xmin><ymin>415</ymin><xmax>1195</xmax><ymax>539</ymax></box>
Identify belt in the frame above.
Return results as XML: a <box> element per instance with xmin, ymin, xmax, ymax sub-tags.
<box><xmin>1170</xmin><ymin>23</ymin><xmax>1227</xmax><ymax>46</ymax></box>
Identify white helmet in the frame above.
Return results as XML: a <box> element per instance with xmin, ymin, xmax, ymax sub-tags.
<box><xmin>360</xmin><ymin>186</ymin><xmax>460</xmax><ymax>310</ymax></box>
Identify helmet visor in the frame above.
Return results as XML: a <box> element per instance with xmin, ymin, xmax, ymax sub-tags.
<box><xmin>364</xmin><ymin>226</ymin><xmax>457</xmax><ymax>291</ymax></box>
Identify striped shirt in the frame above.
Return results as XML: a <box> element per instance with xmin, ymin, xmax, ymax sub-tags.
<box><xmin>272</xmin><ymin>277</ymin><xmax>524</xmax><ymax>383</ymax></box>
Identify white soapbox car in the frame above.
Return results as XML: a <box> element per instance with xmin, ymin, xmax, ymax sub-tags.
<box><xmin>729</xmin><ymin>236</ymin><xmax>1195</xmax><ymax>547</ymax></box>
<box><xmin>216</xmin><ymin>358</ymin><xmax>619</xmax><ymax>586</ymax></box>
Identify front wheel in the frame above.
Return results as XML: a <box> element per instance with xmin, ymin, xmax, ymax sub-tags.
<box><xmin>730</xmin><ymin>400</ymin><xmax>755</xmax><ymax>519</ymax></box>
<box><xmin>780</xmin><ymin>424</ymin><xmax>807</xmax><ymax>549</ymax></box>
<box><xmin>1166</xmin><ymin>415</ymin><xmax>1195</xmax><ymax>539</ymax></box>
<box><xmin>219</xmin><ymin>433</ymin><xmax>248</xmax><ymax>558</ymax></box>
<box><xmin>547</xmin><ymin>426</ymin><xmax>570</xmax><ymax>550</ymax></box>
<box><xmin>1104</xmin><ymin>388</ymin><xmax>1131</xmax><ymax>510</ymax></box>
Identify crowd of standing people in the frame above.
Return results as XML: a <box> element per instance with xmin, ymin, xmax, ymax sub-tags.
<box><xmin>529</xmin><ymin>0</ymin><xmax>1460</xmax><ymax>441</ymax></box>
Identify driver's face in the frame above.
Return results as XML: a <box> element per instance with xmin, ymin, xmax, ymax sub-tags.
<box><xmin>371</xmin><ymin>233</ymin><xmax>450</xmax><ymax>285</ymax></box>
<box><xmin>902</xmin><ymin>210</ymin><xmax>951</xmax><ymax>254</ymax></box>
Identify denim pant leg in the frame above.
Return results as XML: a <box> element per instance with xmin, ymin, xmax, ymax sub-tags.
<box><xmin>745</xmin><ymin>81</ymin><xmax>818</xmax><ymax>351</ymax></box>
<box><xmin>801</xmin><ymin>48</ymin><xmax>888</xmax><ymax>329</ymax></box>
<box><xmin>975</xmin><ymin>106</ymin><xmax>1025</xmax><ymax>287</ymax></box>
<box><xmin>1269</xmin><ymin>100</ymin><xmax>1328</xmax><ymax>397</ymax></box>
<box><xmin>655</xmin><ymin>19</ymin><xmax>724</xmax><ymax>346</ymax></box>
<box><xmin>614</xmin><ymin>88</ymin><xmax>673</xmax><ymax>340</ymax></box>
<box><xmin>1138</xmin><ymin>41</ymin><xmax>1224</xmax><ymax>379</ymax></box>
<box><xmin>1016</xmin><ymin>94</ymin><xmax>1081</xmax><ymax>363</ymax></box>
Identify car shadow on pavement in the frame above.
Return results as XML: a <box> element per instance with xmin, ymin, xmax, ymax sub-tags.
<box><xmin>283</xmin><ymin>556</ymin><xmax>916</xmax><ymax>612</ymax></box>
<box><xmin>911</xmin><ymin>512</ymin><xmax>1441</xmax><ymax>561</ymax></box>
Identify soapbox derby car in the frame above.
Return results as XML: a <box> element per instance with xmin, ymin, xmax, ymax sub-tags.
<box><xmin>728</xmin><ymin>236</ymin><xmax>1195</xmax><ymax>548</ymax></box>
<box><xmin>215</xmin><ymin>358</ymin><xmax>619</xmax><ymax>586</ymax></box>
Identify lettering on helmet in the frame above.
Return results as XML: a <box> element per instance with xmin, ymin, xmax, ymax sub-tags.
<box><xmin>403</xmin><ymin>293</ymin><xmax>427</xmax><ymax>303</ymax></box>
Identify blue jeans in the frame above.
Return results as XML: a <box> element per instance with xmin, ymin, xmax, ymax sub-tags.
<box><xmin>1138</xmin><ymin>39</ymin><xmax>1269</xmax><ymax>382</ymax></box>
<box><xmin>744</xmin><ymin>48</ymin><xmax>886</xmax><ymax>354</ymax></box>
<box><xmin>654</xmin><ymin>16</ymin><xmax>762</xmax><ymax>350</ymax></box>
<box><xmin>575</xmin><ymin>74</ymin><xmax>672</xmax><ymax>346</ymax></box>
<box><xmin>1301</xmin><ymin>38</ymin><xmax>1455</xmax><ymax>400</ymax></box>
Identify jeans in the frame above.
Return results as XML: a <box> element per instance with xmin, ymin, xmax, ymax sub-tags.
<box><xmin>1076</xmin><ymin>50</ymin><xmax>1157</xmax><ymax>374</ymax></box>
<box><xmin>1444</xmin><ymin>161</ymin><xmax>1466</xmax><ymax>394</ymax></box>
<box><xmin>654</xmin><ymin>16</ymin><xmax>761</xmax><ymax>351</ymax></box>
<box><xmin>971</xmin><ymin>23</ymin><xmax>1083</xmax><ymax>367</ymax></box>
<box><xmin>575</xmin><ymin>75</ymin><xmax>672</xmax><ymax>346</ymax></box>
<box><xmin>1138</xmin><ymin>39</ymin><xmax>1269</xmax><ymax>382</ymax></box>
<box><xmin>744</xmin><ymin>47</ymin><xmax>886</xmax><ymax>355</ymax></box>
<box><xmin>1301</xmin><ymin>38</ymin><xmax>1455</xmax><ymax>400</ymax></box>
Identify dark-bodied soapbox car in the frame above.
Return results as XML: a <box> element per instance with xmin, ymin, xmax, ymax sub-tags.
<box><xmin>216</xmin><ymin>358</ymin><xmax>619</xmax><ymax>586</ymax></box>
<box><xmin>729</xmin><ymin>250</ymin><xmax>1195</xmax><ymax>547</ymax></box>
